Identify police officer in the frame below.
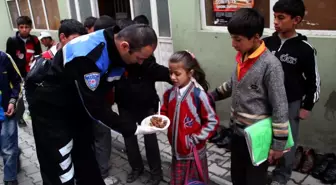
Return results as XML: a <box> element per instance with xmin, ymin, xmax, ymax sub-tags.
<box><xmin>28</xmin><ymin>24</ymin><xmax>159</xmax><ymax>185</ymax></box>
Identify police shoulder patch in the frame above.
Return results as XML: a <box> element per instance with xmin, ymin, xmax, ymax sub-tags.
<box><xmin>84</xmin><ymin>72</ymin><xmax>100</xmax><ymax>91</ymax></box>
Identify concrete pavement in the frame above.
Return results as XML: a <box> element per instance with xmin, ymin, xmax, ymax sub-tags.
<box><xmin>0</xmin><ymin>120</ymin><xmax>332</xmax><ymax>185</ymax></box>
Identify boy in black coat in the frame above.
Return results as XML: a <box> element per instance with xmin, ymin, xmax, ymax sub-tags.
<box><xmin>114</xmin><ymin>15</ymin><xmax>171</xmax><ymax>185</ymax></box>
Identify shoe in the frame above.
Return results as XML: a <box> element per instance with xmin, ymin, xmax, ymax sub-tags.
<box><xmin>292</xmin><ymin>146</ymin><xmax>304</xmax><ymax>171</ymax></box>
<box><xmin>215</xmin><ymin>128</ymin><xmax>233</xmax><ymax>149</ymax></box>
<box><xmin>312</xmin><ymin>153</ymin><xmax>336</xmax><ymax>179</ymax></box>
<box><xmin>269</xmin><ymin>181</ymin><xmax>284</xmax><ymax>185</ymax></box>
<box><xmin>300</xmin><ymin>148</ymin><xmax>316</xmax><ymax>174</ymax></box>
<box><xmin>209</xmin><ymin>132</ymin><xmax>221</xmax><ymax>143</ymax></box>
<box><xmin>103</xmin><ymin>176</ymin><xmax>118</xmax><ymax>185</ymax></box>
<box><xmin>126</xmin><ymin>169</ymin><xmax>144</xmax><ymax>183</ymax></box>
<box><xmin>322</xmin><ymin>161</ymin><xmax>336</xmax><ymax>184</ymax></box>
<box><xmin>4</xmin><ymin>180</ymin><xmax>18</xmax><ymax>185</ymax></box>
<box><xmin>147</xmin><ymin>176</ymin><xmax>162</xmax><ymax>185</ymax></box>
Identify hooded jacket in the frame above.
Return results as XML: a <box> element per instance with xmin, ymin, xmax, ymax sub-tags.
<box><xmin>263</xmin><ymin>33</ymin><xmax>320</xmax><ymax>110</ymax></box>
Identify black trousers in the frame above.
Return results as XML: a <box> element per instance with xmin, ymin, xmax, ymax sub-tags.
<box><xmin>231</xmin><ymin>134</ymin><xmax>269</xmax><ymax>185</ymax></box>
<box><xmin>30</xmin><ymin>103</ymin><xmax>105</xmax><ymax>185</ymax></box>
<box><xmin>93</xmin><ymin>122</ymin><xmax>112</xmax><ymax>178</ymax></box>
<box><xmin>119</xmin><ymin>107</ymin><xmax>162</xmax><ymax>178</ymax></box>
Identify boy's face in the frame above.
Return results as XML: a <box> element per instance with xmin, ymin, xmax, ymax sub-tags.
<box><xmin>18</xmin><ymin>24</ymin><xmax>32</xmax><ymax>38</ymax></box>
<box><xmin>274</xmin><ymin>12</ymin><xmax>302</xmax><ymax>33</ymax></box>
<box><xmin>231</xmin><ymin>34</ymin><xmax>259</xmax><ymax>54</ymax></box>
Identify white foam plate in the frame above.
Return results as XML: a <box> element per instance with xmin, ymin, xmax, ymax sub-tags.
<box><xmin>140</xmin><ymin>115</ymin><xmax>170</xmax><ymax>131</ymax></box>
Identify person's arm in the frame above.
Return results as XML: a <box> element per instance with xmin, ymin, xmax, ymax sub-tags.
<box><xmin>64</xmin><ymin>56</ymin><xmax>157</xmax><ymax>137</ymax></box>
<box><xmin>146</xmin><ymin>57</ymin><xmax>171</xmax><ymax>83</ymax></box>
<box><xmin>6</xmin><ymin>37</ymin><xmax>16</xmax><ymax>60</ymax></box>
<box><xmin>265</xmin><ymin>62</ymin><xmax>289</xmax><ymax>151</ymax></box>
<box><xmin>160</xmin><ymin>89</ymin><xmax>171</xmax><ymax>116</ymax></box>
<box><xmin>6</xmin><ymin>55</ymin><xmax>21</xmax><ymax>104</ymax></box>
<box><xmin>301</xmin><ymin>46</ymin><xmax>320</xmax><ymax>111</ymax></box>
<box><xmin>34</xmin><ymin>36</ymin><xmax>42</xmax><ymax>55</ymax></box>
<box><xmin>210</xmin><ymin>75</ymin><xmax>233</xmax><ymax>101</ymax></box>
<box><xmin>190</xmin><ymin>90</ymin><xmax>219</xmax><ymax>143</ymax></box>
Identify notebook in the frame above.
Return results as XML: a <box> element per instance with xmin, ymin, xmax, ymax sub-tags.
<box><xmin>243</xmin><ymin>117</ymin><xmax>294</xmax><ymax>166</ymax></box>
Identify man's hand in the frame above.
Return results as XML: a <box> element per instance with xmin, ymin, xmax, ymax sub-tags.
<box><xmin>5</xmin><ymin>103</ymin><xmax>15</xmax><ymax>117</ymax></box>
<box><xmin>299</xmin><ymin>109</ymin><xmax>310</xmax><ymax>120</ymax></box>
<box><xmin>135</xmin><ymin>125</ymin><xmax>158</xmax><ymax>135</ymax></box>
<box><xmin>268</xmin><ymin>149</ymin><xmax>283</xmax><ymax>163</ymax></box>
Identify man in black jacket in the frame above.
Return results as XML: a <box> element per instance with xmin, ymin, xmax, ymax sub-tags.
<box><xmin>114</xmin><ymin>16</ymin><xmax>170</xmax><ymax>185</ymax></box>
<box><xmin>28</xmin><ymin>23</ymin><xmax>159</xmax><ymax>185</ymax></box>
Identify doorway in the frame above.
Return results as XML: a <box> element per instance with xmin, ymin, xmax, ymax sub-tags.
<box><xmin>95</xmin><ymin>0</ymin><xmax>174</xmax><ymax>97</ymax></box>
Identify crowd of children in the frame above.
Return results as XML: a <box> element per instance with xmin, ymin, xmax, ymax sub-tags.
<box><xmin>0</xmin><ymin>0</ymin><xmax>321</xmax><ymax>184</ymax></box>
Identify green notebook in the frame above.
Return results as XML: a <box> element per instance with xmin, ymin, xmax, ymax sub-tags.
<box><xmin>243</xmin><ymin>117</ymin><xmax>294</xmax><ymax>166</ymax></box>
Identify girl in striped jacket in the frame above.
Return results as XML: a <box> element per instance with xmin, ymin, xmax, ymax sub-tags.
<box><xmin>160</xmin><ymin>51</ymin><xmax>219</xmax><ymax>185</ymax></box>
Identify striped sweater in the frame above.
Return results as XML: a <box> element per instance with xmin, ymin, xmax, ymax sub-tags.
<box><xmin>212</xmin><ymin>49</ymin><xmax>289</xmax><ymax>151</ymax></box>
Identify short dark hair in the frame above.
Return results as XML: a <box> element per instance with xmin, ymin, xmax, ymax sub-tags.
<box><xmin>84</xmin><ymin>16</ymin><xmax>97</xmax><ymax>29</ymax></box>
<box><xmin>133</xmin><ymin>15</ymin><xmax>149</xmax><ymax>25</ymax></box>
<box><xmin>16</xmin><ymin>16</ymin><xmax>32</xmax><ymax>27</ymax></box>
<box><xmin>116</xmin><ymin>24</ymin><xmax>157</xmax><ymax>52</ymax></box>
<box><xmin>94</xmin><ymin>15</ymin><xmax>116</xmax><ymax>31</ymax></box>
<box><xmin>117</xmin><ymin>18</ymin><xmax>134</xmax><ymax>30</ymax></box>
<box><xmin>273</xmin><ymin>0</ymin><xmax>305</xmax><ymax>19</ymax></box>
<box><xmin>58</xmin><ymin>19</ymin><xmax>87</xmax><ymax>38</ymax></box>
<box><xmin>228</xmin><ymin>8</ymin><xmax>264</xmax><ymax>39</ymax></box>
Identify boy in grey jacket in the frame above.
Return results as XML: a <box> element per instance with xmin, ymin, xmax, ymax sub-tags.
<box><xmin>211</xmin><ymin>8</ymin><xmax>289</xmax><ymax>185</ymax></box>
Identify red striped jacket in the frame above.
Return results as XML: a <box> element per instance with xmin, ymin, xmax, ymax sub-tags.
<box><xmin>161</xmin><ymin>83</ymin><xmax>219</xmax><ymax>160</ymax></box>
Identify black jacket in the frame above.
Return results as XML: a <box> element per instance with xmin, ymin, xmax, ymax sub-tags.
<box><xmin>115</xmin><ymin>56</ymin><xmax>171</xmax><ymax>111</ymax></box>
<box><xmin>27</xmin><ymin>27</ymin><xmax>136</xmax><ymax>137</ymax></box>
<box><xmin>6</xmin><ymin>32</ymin><xmax>42</xmax><ymax>77</ymax></box>
<box><xmin>263</xmin><ymin>33</ymin><xmax>320</xmax><ymax>111</ymax></box>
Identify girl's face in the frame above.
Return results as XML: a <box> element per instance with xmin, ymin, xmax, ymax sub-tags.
<box><xmin>169</xmin><ymin>61</ymin><xmax>193</xmax><ymax>88</ymax></box>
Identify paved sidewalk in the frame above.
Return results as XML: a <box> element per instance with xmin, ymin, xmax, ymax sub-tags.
<box><xmin>0</xmin><ymin>121</ymin><xmax>332</xmax><ymax>185</ymax></box>
<box><xmin>110</xmin><ymin>129</ymin><xmax>333</xmax><ymax>185</ymax></box>
<box><xmin>0</xmin><ymin>125</ymin><xmax>164</xmax><ymax>185</ymax></box>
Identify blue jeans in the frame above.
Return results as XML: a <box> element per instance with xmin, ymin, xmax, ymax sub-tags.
<box><xmin>0</xmin><ymin>117</ymin><xmax>19</xmax><ymax>181</ymax></box>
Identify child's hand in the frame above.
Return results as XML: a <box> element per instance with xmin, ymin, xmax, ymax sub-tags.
<box><xmin>268</xmin><ymin>149</ymin><xmax>283</xmax><ymax>163</ymax></box>
<box><xmin>5</xmin><ymin>103</ymin><xmax>15</xmax><ymax>117</ymax></box>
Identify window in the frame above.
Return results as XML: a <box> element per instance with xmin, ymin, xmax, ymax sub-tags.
<box><xmin>6</xmin><ymin>0</ymin><xmax>61</xmax><ymax>30</ymax></box>
<box><xmin>201</xmin><ymin>0</ymin><xmax>336</xmax><ymax>36</ymax></box>
<box><xmin>7</xmin><ymin>1</ymin><xmax>20</xmax><ymax>28</ymax></box>
<box><xmin>68</xmin><ymin>0</ymin><xmax>97</xmax><ymax>22</ymax></box>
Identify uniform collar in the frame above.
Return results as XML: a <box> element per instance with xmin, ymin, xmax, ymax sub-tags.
<box><xmin>104</xmin><ymin>26</ymin><xmax>125</xmax><ymax>67</ymax></box>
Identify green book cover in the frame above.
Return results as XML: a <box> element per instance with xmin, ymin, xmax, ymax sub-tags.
<box><xmin>243</xmin><ymin>117</ymin><xmax>294</xmax><ymax>166</ymax></box>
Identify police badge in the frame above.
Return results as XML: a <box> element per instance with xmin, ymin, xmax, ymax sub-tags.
<box><xmin>84</xmin><ymin>72</ymin><xmax>100</xmax><ymax>91</ymax></box>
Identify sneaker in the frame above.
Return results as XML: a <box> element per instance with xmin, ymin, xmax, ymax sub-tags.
<box><xmin>4</xmin><ymin>180</ymin><xmax>18</xmax><ymax>185</ymax></box>
<box><xmin>103</xmin><ymin>176</ymin><xmax>118</xmax><ymax>185</ymax></box>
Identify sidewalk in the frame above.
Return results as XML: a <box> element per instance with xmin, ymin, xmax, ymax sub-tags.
<box><xmin>110</xmin><ymin>129</ymin><xmax>331</xmax><ymax>185</ymax></box>
<box><xmin>1</xmin><ymin>121</ymin><xmax>331</xmax><ymax>185</ymax></box>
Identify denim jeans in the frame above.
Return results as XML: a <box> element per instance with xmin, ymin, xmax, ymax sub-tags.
<box><xmin>0</xmin><ymin>116</ymin><xmax>19</xmax><ymax>181</ymax></box>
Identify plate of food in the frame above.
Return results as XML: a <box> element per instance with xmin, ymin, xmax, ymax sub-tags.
<box><xmin>141</xmin><ymin>114</ymin><xmax>170</xmax><ymax>131</ymax></box>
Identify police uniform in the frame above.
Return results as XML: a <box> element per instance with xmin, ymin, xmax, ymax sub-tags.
<box><xmin>28</xmin><ymin>27</ymin><xmax>140</xmax><ymax>185</ymax></box>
